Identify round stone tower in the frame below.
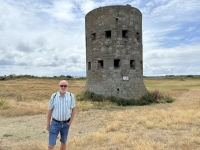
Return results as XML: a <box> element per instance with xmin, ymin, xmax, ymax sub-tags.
<box><xmin>84</xmin><ymin>5</ymin><xmax>147</xmax><ymax>99</ymax></box>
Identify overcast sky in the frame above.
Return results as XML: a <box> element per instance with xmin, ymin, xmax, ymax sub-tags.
<box><xmin>0</xmin><ymin>0</ymin><xmax>199</xmax><ymax>77</ymax></box>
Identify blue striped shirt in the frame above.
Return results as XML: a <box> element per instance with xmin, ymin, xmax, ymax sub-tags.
<box><xmin>48</xmin><ymin>91</ymin><xmax>75</xmax><ymax>121</ymax></box>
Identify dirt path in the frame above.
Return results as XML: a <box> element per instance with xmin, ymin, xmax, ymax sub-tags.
<box><xmin>0</xmin><ymin>110</ymin><xmax>108</xmax><ymax>148</ymax></box>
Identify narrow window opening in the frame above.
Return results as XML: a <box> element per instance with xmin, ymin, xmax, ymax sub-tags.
<box><xmin>136</xmin><ymin>32</ymin><xmax>140</xmax><ymax>42</ymax></box>
<box><xmin>114</xmin><ymin>59</ymin><xmax>120</xmax><ymax>69</ymax></box>
<box><xmin>98</xmin><ymin>60</ymin><xmax>103</xmax><ymax>69</ymax></box>
<box><xmin>130</xmin><ymin>60</ymin><xmax>135</xmax><ymax>69</ymax></box>
<box><xmin>88</xmin><ymin>62</ymin><xmax>91</xmax><ymax>70</ymax></box>
<box><xmin>117</xmin><ymin>88</ymin><xmax>119</xmax><ymax>92</ymax></box>
<box><xmin>116</xmin><ymin>18</ymin><xmax>118</xmax><ymax>22</ymax></box>
<box><xmin>122</xmin><ymin>30</ymin><xmax>128</xmax><ymax>38</ymax></box>
<box><xmin>105</xmin><ymin>31</ymin><xmax>111</xmax><ymax>38</ymax></box>
<box><xmin>91</xmin><ymin>33</ymin><xmax>96</xmax><ymax>40</ymax></box>
<box><xmin>141</xmin><ymin>61</ymin><xmax>143</xmax><ymax>69</ymax></box>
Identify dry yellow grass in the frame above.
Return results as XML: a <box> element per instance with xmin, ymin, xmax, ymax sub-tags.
<box><xmin>0</xmin><ymin>79</ymin><xmax>86</xmax><ymax>116</ymax></box>
<box><xmin>0</xmin><ymin>77</ymin><xmax>200</xmax><ymax>150</ymax></box>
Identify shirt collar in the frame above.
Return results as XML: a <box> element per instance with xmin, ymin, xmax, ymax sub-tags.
<box><xmin>58</xmin><ymin>91</ymin><xmax>68</xmax><ymax>97</ymax></box>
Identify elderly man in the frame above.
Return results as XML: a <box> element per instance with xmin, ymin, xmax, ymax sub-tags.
<box><xmin>46</xmin><ymin>80</ymin><xmax>76</xmax><ymax>150</ymax></box>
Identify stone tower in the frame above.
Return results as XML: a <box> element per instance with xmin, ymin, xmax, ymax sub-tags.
<box><xmin>84</xmin><ymin>5</ymin><xmax>147</xmax><ymax>99</ymax></box>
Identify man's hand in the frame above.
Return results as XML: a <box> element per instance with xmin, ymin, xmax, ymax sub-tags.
<box><xmin>46</xmin><ymin>125</ymin><xmax>50</xmax><ymax>131</ymax></box>
<box><xmin>67</xmin><ymin>107</ymin><xmax>76</xmax><ymax>126</ymax></box>
<box><xmin>67</xmin><ymin>122</ymin><xmax>72</xmax><ymax>126</ymax></box>
<box><xmin>46</xmin><ymin>109</ymin><xmax>52</xmax><ymax>132</ymax></box>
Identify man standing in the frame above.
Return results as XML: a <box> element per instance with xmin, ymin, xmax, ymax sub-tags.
<box><xmin>46</xmin><ymin>80</ymin><xmax>76</xmax><ymax>150</ymax></box>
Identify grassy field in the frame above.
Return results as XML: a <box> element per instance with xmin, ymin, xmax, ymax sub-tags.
<box><xmin>0</xmin><ymin>77</ymin><xmax>200</xmax><ymax>150</ymax></box>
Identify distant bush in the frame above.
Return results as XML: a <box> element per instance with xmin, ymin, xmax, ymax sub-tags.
<box><xmin>0</xmin><ymin>76</ymin><xmax>6</xmax><ymax>80</ymax></box>
<box><xmin>76</xmin><ymin>90</ymin><xmax>174</xmax><ymax>106</ymax></box>
<box><xmin>0</xmin><ymin>100</ymin><xmax>10</xmax><ymax>109</ymax></box>
<box><xmin>77</xmin><ymin>91</ymin><xmax>105</xmax><ymax>102</ymax></box>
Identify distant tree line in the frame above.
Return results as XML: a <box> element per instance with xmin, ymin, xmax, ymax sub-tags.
<box><xmin>0</xmin><ymin>74</ymin><xmax>86</xmax><ymax>81</ymax></box>
<box><xmin>1</xmin><ymin>74</ymin><xmax>199</xmax><ymax>81</ymax></box>
<box><xmin>144</xmin><ymin>75</ymin><xmax>200</xmax><ymax>78</ymax></box>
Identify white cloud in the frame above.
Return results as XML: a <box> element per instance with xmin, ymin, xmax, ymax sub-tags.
<box><xmin>47</xmin><ymin>0</ymin><xmax>76</xmax><ymax>22</ymax></box>
<box><xmin>76</xmin><ymin>0</ymin><xmax>99</xmax><ymax>14</ymax></box>
<box><xmin>186</xmin><ymin>27</ymin><xmax>195</xmax><ymax>32</ymax></box>
<box><xmin>143</xmin><ymin>44</ymin><xmax>200</xmax><ymax>75</ymax></box>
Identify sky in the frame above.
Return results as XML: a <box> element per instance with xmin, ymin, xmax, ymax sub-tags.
<box><xmin>0</xmin><ymin>0</ymin><xmax>199</xmax><ymax>77</ymax></box>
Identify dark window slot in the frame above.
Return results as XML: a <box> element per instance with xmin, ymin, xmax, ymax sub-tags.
<box><xmin>122</xmin><ymin>30</ymin><xmax>128</xmax><ymax>38</ymax></box>
<box><xmin>88</xmin><ymin>62</ymin><xmax>91</xmax><ymax>70</ymax></box>
<box><xmin>136</xmin><ymin>32</ymin><xmax>140</xmax><ymax>42</ymax></box>
<box><xmin>105</xmin><ymin>31</ymin><xmax>111</xmax><ymax>38</ymax></box>
<box><xmin>114</xmin><ymin>59</ymin><xmax>120</xmax><ymax>69</ymax></box>
<box><xmin>130</xmin><ymin>60</ymin><xmax>135</xmax><ymax>69</ymax></box>
<box><xmin>98</xmin><ymin>60</ymin><xmax>103</xmax><ymax>69</ymax></box>
<box><xmin>91</xmin><ymin>33</ymin><xmax>96</xmax><ymax>40</ymax></box>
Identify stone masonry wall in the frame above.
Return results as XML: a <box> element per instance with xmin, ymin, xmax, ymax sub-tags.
<box><xmin>84</xmin><ymin>5</ymin><xmax>147</xmax><ymax>99</ymax></box>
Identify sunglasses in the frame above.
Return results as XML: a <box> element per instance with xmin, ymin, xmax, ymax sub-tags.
<box><xmin>60</xmin><ymin>85</ymin><xmax>68</xmax><ymax>87</ymax></box>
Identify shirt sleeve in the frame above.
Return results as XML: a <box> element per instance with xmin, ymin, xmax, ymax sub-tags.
<box><xmin>48</xmin><ymin>93</ymin><xmax>56</xmax><ymax>109</ymax></box>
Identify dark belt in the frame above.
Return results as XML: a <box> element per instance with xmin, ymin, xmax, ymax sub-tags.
<box><xmin>52</xmin><ymin>118</ymin><xmax>70</xmax><ymax>124</ymax></box>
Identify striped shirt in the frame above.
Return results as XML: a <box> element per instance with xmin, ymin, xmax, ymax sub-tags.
<box><xmin>48</xmin><ymin>91</ymin><xmax>75</xmax><ymax>121</ymax></box>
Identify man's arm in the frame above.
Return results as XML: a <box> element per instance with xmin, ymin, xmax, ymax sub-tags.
<box><xmin>68</xmin><ymin>107</ymin><xmax>76</xmax><ymax>125</ymax></box>
<box><xmin>46</xmin><ymin>109</ymin><xmax>53</xmax><ymax>131</ymax></box>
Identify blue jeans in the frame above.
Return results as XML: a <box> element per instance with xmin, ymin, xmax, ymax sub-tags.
<box><xmin>48</xmin><ymin>120</ymin><xmax>70</xmax><ymax>146</ymax></box>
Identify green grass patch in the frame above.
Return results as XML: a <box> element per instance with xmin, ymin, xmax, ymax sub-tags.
<box><xmin>3</xmin><ymin>134</ymin><xmax>13</xmax><ymax>137</ymax></box>
<box><xmin>0</xmin><ymin>100</ymin><xmax>10</xmax><ymax>109</ymax></box>
<box><xmin>76</xmin><ymin>90</ymin><xmax>174</xmax><ymax>106</ymax></box>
